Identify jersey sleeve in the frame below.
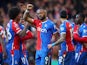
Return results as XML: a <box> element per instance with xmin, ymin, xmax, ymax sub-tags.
<box><xmin>33</xmin><ymin>19</ymin><xmax>40</xmax><ymax>26</ymax></box>
<box><xmin>19</xmin><ymin>24</ymin><xmax>33</xmax><ymax>41</ymax></box>
<box><xmin>21</xmin><ymin>30</ymin><xmax>33</xmax><ymax>41</ymax></box>
<box><xmin>73</xmin><ymin>25</ymin><xmax>87</xmax><ymax>43</ymax></box>
<box><xmin>73</xmin><ymin>33</ymin><xmax>87</xmax><ymax>43</ymax></box>
<box><xmin>60</xmin><ymin>23</ymin><xmax>66</xmax><ymax>35</ymax></box>
<box><xmin>82</xmin><ymin>28</ymin><xmax>87</xmax><ymax>37</ymax></box>
<box><xmin>12</xmin><ymin>22</ymin><xmax>22</xmax><ymax>34</ymax></box>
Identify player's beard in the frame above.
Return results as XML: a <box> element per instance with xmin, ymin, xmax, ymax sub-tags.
<box><xmin>38</xmin><ymin>15</ymin><xmax>46</xmax><ymax>20</ymax></box>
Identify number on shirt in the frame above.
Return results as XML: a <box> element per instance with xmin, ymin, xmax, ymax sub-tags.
<box><xmin>6</xmin><ymin>28</ymin><xmax>12</xmax><ymax>40</ymax></box>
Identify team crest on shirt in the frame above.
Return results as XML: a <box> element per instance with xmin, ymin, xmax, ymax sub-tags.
<box><xmin>37</xmin><ymin>27</ymin><xmax>47</xmax><ymax>33</ymax></box>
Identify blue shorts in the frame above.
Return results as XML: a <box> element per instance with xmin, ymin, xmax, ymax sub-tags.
<box><xmin>64</xmin><ymin>51</ymin><xmax>75</xmax><ymax>65</ymax></box>
<box><xmin>0</xmin><ymin>53</ymin><xmax>3</xmax><ymax>64</ymax></box>
<box><xmin>75</xmin><ymin>43</ymin><xmax>82</xmax><ymax>61</ymax></box>
<box><xmin>59</xmin><ymin>42</ymin><xmax>66</xmax><ymax>56</ymax></box>
<box><xmin>75</xmin><ymin>52</ymin><xmax>87</xmax><ymax>65</ymax></box>
<box><xmin>20</xmin><ymin>50</ymin><xmax>29</xmax><ymax>65</ymax></box>
<box><xmin>35</xmin><ymin>50</ymin><xmax>51</xmax><ymax>65</ymax></box>
<box><xmin>4</xmin><ymin>48</ymin><xmax>21</xmax><ymax>65</ymax></box>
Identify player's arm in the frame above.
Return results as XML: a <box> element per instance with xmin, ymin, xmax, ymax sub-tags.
<box><xmin>48</xmin><ymin>24</ymin><xmax>66</xmax><ymax>49</ymax></box>
<box><xmin>12</xmin><ymin>22</ymin><xmax>29</xmax><ymax>37</ymax></box>
<box><xmin>73</xmin><ymin>25</ymin><xmax>87</xmax><ymax>43</ymax></box>
<box><xmin>48</xmin><ymin>33</ymin><xmax>66</xmax><ymax>49</ymax></box>
<box><xmin>51</xmin><ymin>33</ymin><xmax>59</xmax><ymax>42</ymax></box>
<box><xmin>73</xmin><ymin>31</ymin><xmax>87</xmax><ymax>43</ymax></box>
<box><xmin>21</xmin><ymin>30</ymin><xmax>33</xmax><ymax>41</ymax></box>
<box><xmin>53</xmin><ymin>33</ymin><xmax>66</xmax><ymax>45</ymax></box>
<box><xmin>23</xmin><ymin>4</ymin><xmax>34</xmax><ymax>24</ymax></box>
<box><xmin>18</xmin><ymin>22</ymin><xmax>29</xmax><ymax>37</ymax></box>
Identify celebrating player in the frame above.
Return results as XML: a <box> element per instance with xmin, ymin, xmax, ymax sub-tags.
<box><xmin>5</xmin><ymin>6</ymin><xmax>32</xmax><ymax>65</ymax></box>
<box><xmin>73</xmin><ymin>15</ymin><xmax>87</xmax><ymax>65</ymax></box>
<box><xmin>48</xmin><ymin>10</ymin><xmax>75</xmax><ymax>65</ymax></box>
<box><xmin>23</xmin><ymin>4</ymin><xmax>58</xmax><ymax>65</ymax></box>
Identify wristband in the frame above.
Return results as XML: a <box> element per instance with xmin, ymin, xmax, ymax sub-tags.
<box><xmin>52</xmin><ymin>43</ymin><xmax>55</xmax><ymax>47</ymax></box>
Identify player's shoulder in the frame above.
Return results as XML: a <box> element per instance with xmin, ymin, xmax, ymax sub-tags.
<box><xmin>60</xmin><ymin>21</ymin><xmax>66</xmax><ymax>27</ymax></box>
<box><xmin>34</xmin><ymin>19</ymin><xmax>41</xmax><ymax>23</ymax></box>
<box><xmin>19</xmin><ymin>24</ymin><xmax>24</xmax><ymax>29</ymax></box>
<box><xmin>12</xmin><ymin>20</ymin><xmax>19</xmax><ymax>28</ymax></box>
<box><xmin>7</xmin><ymin>19</ymin><xmax>13</xmax><ymax>27</ymax></box>
<box><xmin>46</xmin><ymin>19</ymin><xmax>55</xmax><ymax>26</ymax></box>
<box><xmin>0</xmin><ymin>25</ymin><xmax>3</xmax><ymax>31</ymax></box>
<box><xmin>0</xmin><ymin>25</ymin><xmax>3</xmax><ymax>29</ymax></box>
<box><xmin>80</xmin><ymin>23</ymin><xmax>86</xmax><ymax>28</ymax></box>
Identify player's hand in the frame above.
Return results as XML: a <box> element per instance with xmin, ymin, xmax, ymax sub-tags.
<box><xmin>23</xmin><ymin>9</ymin><xmax>29</xmax><ymax>20</ymax></box>
<box><xmin>48</xmin><ymin>44</ymin><xmax>52</xmax><ymax>49</ymax></box>
<box><xmin>27</xmin><ymin>4</ymin><xmax>33</xmax><ymax>10</ymax></box>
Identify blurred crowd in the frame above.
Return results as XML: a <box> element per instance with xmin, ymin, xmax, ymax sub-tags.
<box><xmin>0</xmin><ymin>0</ymin><xmax>87</xmax><ymax>65</ymax></box>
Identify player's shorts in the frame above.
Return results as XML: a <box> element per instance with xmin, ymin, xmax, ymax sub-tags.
<box><xmin>4</xmin><ymin>47</ymin><xmax>21</xmax><ymax>65</ymax></box>
<box><xmin>75</xmin><ymin>43</ymin><xmax>82</xmax><ymax>53</ymax></box>
<box><xmin>35</xmin><ymin>50</ymin><xmax>51</xmax><ymax>65</ymax></box>
<box><xmin>60</xmin><ymin>42</ymin><xmax>66</xmax><ymax>56</ymax></box>
<box><xmin>64</xmin><ymin>51</ymin><xmax>75</xmax><ymax>65</ymax></box>
<box><xmin>58</xmin><ymin>42</ymin><xmax>66</xmax><ymax>65</ymax></box>
<box><xmin>4</xmin><ymin>46</ymin><xmax>11</xmax><ymax>64</ymax></box>
<box><xmin>75</xmin><ymin>52</ymin><xmax>87</xmax><ymax>65</ymax></box>
<box><xmin>75</xmin><ymin>43</ymin><xmax>82</xmax><ymax>61</ymax></box>
<box><xmin>0</xmin><ymin>52</ymin><xmax>3</xmax><ymax>65</ymax></box>
<box><xmin>20</xmin><ymin>50</ymin><xmax>29</xmax><ymax>65</ymax></box>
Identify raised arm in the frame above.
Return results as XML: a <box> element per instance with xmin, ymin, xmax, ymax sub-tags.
<box><xmin>23</xmin><ymin>4</ymin><xmax>34</xmax><ymax>24</ymax></box>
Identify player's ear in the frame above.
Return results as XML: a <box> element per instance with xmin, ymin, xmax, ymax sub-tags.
<box><xmin>67</xmin><ymin>15</ymin><xmax>68</xmax><ymax>19</ymax></box>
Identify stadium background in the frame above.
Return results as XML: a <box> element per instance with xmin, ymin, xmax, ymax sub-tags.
<box><xmin>0</xmin><ymin>0</ymin><xmax>87</xmax><ymax>65</ymax></box>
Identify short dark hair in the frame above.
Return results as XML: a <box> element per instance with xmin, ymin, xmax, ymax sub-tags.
<box><xmin>60</xmin><ymin>10</ymin><xmax>67</xmax><ymax>18</ymax></box>
<box><xmin>8</xmin><ymin>6</ymin><xmax>21</xmax><ymax>20</ymax></box>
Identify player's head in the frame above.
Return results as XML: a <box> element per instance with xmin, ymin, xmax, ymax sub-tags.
<box><xmin>60</xmin><ymin>10</ymin><xmax>68</xmax><ymax>19</ymax></box>
<box><xmin>84</xmin><ymin>15</ymin><xmax>87</xmax><ymax>23</ymax></box>
<box><xmin>75</xmin><ymin>13</ymin><xmax>84</xmax><ymax>25</ymax></box>
<box><xmin>8</xmin><ymin>6</ymin><xmax>22</xmax><ymax>22</ymax></box>
<box><xmin>36</xmin><ymin>8</ymin><xmax>47</xmax><ymax>21</ymax></box>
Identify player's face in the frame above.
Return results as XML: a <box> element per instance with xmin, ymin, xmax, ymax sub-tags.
<box><xmin>16</xmin><ymin>13</ymin><xmax>22</xmax><ymax>22</ymax></box>
<box><xmin>36</xmin><ymin>9</ymin><xmax>46</xmax><ymax>20</ymax></box>
<box><xmin>75</xmin><ymin>15</ymin><xmax>83</xmax><ymax>24</ymax></box>
<box><xmin>75</xmin><ymin>15</ymin><xmax>80</xmax><ymax>22</ymax></box>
